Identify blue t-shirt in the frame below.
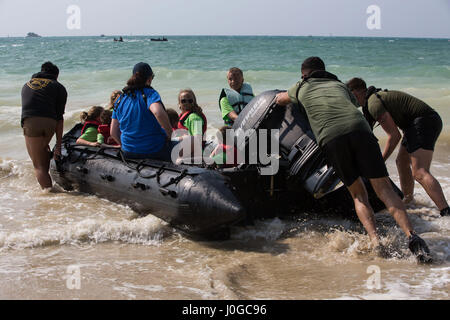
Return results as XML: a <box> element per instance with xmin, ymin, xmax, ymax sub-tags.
<box><xmin>112</xmin><ymin>88</ymin><xmax>167</xmax><ymax>154</ymax></box>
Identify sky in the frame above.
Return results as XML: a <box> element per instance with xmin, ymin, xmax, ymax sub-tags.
<box><xmin>0</xmin><ymin>0</ymin><xmax>449</xmax><ymax>38</ymax></box>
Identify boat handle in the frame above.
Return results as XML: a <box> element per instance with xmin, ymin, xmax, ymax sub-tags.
<box><xmin>76</xmin><ymin>166</ymin><xmax>88</xmax><ymax>174</ymax></box>
<box><xmin>100</xmin><ymin>174</ymin><xmax>115</xmax><ymax>182</ymax></box>
<box><xmin>132</xmin><ymin>182</ymin><xmax>149</xmax><ymax>191</ymax></box>
<box><xmin>159</xmin><ymin>187</ymin><xmax>177</xmax><ymax>198</ymax></box>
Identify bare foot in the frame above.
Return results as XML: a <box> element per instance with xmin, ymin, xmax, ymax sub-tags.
<box><xmin>403</xmin><ymin>194</ymin><xmax>414</xmax><ymax>205</ymax></box>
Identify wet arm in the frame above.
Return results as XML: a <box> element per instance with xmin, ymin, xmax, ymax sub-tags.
<box><xmin>378</xmin><ymin>111</ymin><xmax>401</xmax><ymax>161</ymax></box>
<box><xmin>220</xmin><ymin>97</ymin><xmax>238</xmax><ymax>122</ymax></box>
<box><xmin>150</xmin><ymin>102</ymin><xmax>173</xmax><ymax>140</ymax></box>
<box><xmin>54</xmin><ymin>119</ymin><xmax>64</xmax><ymax>158</ymax></box>
<box><xmin>76</xmin><ymin>137</ymin><xmax>100</xmax><ymax>147</ymax></box>
<box><xmin>276</xmin><ymin>92</ymin><xmax>291</xmax><ymax>106</ymax></box>
<box><xmin>226</xmin><ymin>110</ymin><xmax>238</xmax><ymax>122</ymax></box>
<box><xmin>110</xmin><ymin>119</ymin><xmax>121</xmax><ymax>146</ymax></box>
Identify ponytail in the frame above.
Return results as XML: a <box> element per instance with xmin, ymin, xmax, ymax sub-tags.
<box><xmin>80</xmin><ymin>111</ymin><xmax>88</xmax><ymax>122</ymax></box>
<box><xmin>80</xmin><ymin>106</ymin><xmax>104</xmax><ymax>123</ymax></box>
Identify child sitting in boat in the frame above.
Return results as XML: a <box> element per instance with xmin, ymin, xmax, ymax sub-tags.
<box><xmin>97</xmin><ymin>109</ymin><xmax>119</xmax><ymax>146</ymax></box>
<box><xmin>76</xmin><ymin>106</ymin><xmax>120</xmax><ymax>147</ymax></box>
<box><xmin>109</xmin><ymin>90</ymin><xmax>122</xmax><ymax>111</ymax></box>
<box><xmin>210</xmin><ymin>125</ymin><xmax>237</xmax><ymax>168</ymax></box>
<box><xmin>76</xmin><ymin>106</ymin><xmax>104</xmax><ymax>147</ymax></box>
<box><xmin>172</xmin><ymin>89</ymin><xmax>208</xmax><ymax>163</ymax></box>
<box><xmin>166</xmin><ymin>108</ymin><xmax>179</xmax><ymax>131</ymax></box>
<box><xmin>177</xmin><ymin>89</ymin><xmax>207</xmax><ymax>138</ymax></box>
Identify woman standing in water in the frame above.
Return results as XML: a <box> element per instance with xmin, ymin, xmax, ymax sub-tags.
<box><xmin>21</xmin><ymin>62</ymin><xmax>67</xmax><ymax>189</ymax></box>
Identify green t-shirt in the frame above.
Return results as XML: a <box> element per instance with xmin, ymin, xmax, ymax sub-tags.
<box><xmin>288</xmin><ymin>78</ymin><xmax>371</xmax><ymax>147</ymax></box>
<box><xmin>367</xmin><ymin>90</ymin><xmax>435</xmax><ymax>131</ymax></box>
<box><xmin>97</xmin><ymin>133</ymin><xmax>105</xmax><ymax>144</ymax></box>
<box><xmin>79</xmin><ymin>126</ymin><xmax>99</xmax><ymax>143</ymax></box>
<box><xmin>183</xmin><ymin>113</ymin><xmax>204</xmax><ymax>136</ymax></box>
<box><xmin>220</xmin><ymin>97</ymin><xmax>234</xmax><ymax>123</ymax></box>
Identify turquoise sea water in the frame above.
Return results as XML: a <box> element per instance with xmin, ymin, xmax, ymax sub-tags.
<box><xmin>0</xmin><ymin>36</ymin><xmax>449</xmax><ymax>109</ymax></box>
<box><xmin>0</xmin><ymin>36</ymin><xmax>449</xmax><ymax>300</ymax></box>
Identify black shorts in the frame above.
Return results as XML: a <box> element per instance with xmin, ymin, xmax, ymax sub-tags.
<box><xmin>401</xmin><ymin>112</ymin><xmax>442</xmax><ymax>153</ymax></box>
<box><xmin>322</xmin><ymin>131</ymin><xmax>389</xmax><ymax>187</ymax></box>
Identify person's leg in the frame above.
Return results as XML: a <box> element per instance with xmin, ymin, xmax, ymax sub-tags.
<box><xmin>370</xmin><ymin>176</ymin><xmax>432</xmax><ymax>262</ymax></box>
<box><xmin>24</xmin><ymin>135</ymin><xmax>53</xmax><ymax>189</ymax></box>
<box><xmin>410</xmin><ymin>148</ymin><xmax>449</xmax><ymax>211</ymax></box>
<box><xmin>396</xmin><ymin>145</ymin><xmax>415</xmax><ymax>203</ymax></box>
<box><xmin>346</xmin><ymin>177</ymin><xmax>379</xmax><ymax>245</ymax></box>
<box><xmin>369</xmin><ymin>177</ymin><xmax>413</xmax><ymax>237</ymax></box>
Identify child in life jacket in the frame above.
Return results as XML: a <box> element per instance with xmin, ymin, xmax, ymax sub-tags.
<box><xmin>166</xmin><ymin>108</ymin><xmax>179</xmax><ymax>131</ymax></box>
<box><xmin>109</xmin><ymin>90</ymin><xmax>122</xmax><ymax>111</ymax></box>
<box><xmin>175</xmin><ymin>89</ymin><xmax>208</xmax><ymax>156</ymax></box>
<box><xmin>210</xmin><ymin>125</ymin><xmax>237</xmax><ymax>168</ymax></box>
<box><xmin>76</xmin><ymin>106</ymin><xmax>104</xmax><ymax>147</ymax></box>
<box><xmin>177</xmin><ymin>89</ymin><xmax>207</xmax><ymax>138</ymax></box>
<box><xmin>97</xmin><ymin>109</ymin><xmax>119</xmax><ymax>146</ymax></box>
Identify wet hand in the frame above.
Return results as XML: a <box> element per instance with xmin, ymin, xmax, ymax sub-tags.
<box><xmin>54</xmin><ymin>144</ymin><xmax>62</xmax><ymax>160</ymax></box>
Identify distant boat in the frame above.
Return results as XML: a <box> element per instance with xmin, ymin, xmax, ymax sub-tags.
<box><xmin>26</xmin><ymin>32</ymin><xmax>41</xmax><ymax>38</ymax></box>
<box><xmin>114</xmin><ymin>37</ymin><xmax>124</xmax><ymax>42</ymax></box>
<box><xmin>151</xmin><ymin>37</ymin><xmax>168</xmax><ymax>42</ymax></box>
<box><xmin>100</xmin><ymin>34</ymin><xmax>106</xmax><ymax>37</ymax></box>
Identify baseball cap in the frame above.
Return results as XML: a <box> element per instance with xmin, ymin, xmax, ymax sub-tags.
<box><xmin>132</xmin><ymin>62</ymin><xmax>153</xmax><ymax>79</ymax></box>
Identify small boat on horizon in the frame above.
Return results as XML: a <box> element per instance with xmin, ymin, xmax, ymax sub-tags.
<box><xmin>26</xmin><ymin>32</ymin><xmax>41</xmax><ymax>38</ymax></box>
<box><xmin>151</xmin><ymin>37</ymin><xmax>168</xmax><ymax>42</ymax></box>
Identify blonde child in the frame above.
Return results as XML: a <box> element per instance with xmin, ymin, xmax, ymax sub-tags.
<box><xmin>76</xmin><ymin>106</ymin><xmax>104</xmax><ymax>147</ymax></box>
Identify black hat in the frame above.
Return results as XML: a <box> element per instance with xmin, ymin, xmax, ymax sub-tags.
<box><xmin>133</xmin><ymin>62</ymin><xmax>153</xmax><ymax>80</ymax></box>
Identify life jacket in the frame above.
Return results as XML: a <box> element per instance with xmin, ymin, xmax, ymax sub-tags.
<box><xmin>216</xmin><ymin>144</ymin><xmax>238</xmax><ymax>168</ymax></box>
<box><xmin>364</xmin><ymin>86</ymin><xmax>388</xmax><ymax>130</ymax></box>
<box><xmin>219</xmin><ymin>83</ymin><xmax>254</xmax><ymax>125</ymax></box>
<box><xmin>177</xmin><ymin>111</ymin><xmax>207</xmax><ymax>136</ymax></box>
<box><xmin>81</xmin><ymin>120</ymin><xmax>101</xmax><ymax>135</ymax></box>
<box><xmin>97</xmin><ymin>124</ymin><xmax>118</xmax><ymax>145</ymax></box>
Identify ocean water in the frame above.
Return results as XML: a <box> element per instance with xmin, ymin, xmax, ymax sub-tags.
<box><xmin>0</xmin><ymin>36</ymin><xmax>449</xmax><ymax>300</ymax></box>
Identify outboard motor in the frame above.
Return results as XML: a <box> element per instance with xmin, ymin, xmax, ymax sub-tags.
<box><xmin>232</xmin><ymin>90</ymin><xmax>342</xmax><ymax>199</ymax></box>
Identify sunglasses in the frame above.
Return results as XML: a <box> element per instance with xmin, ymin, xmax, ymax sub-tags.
<box><xmin>181</xmin><ymin>98</ymin><xmax>194</xmax><ymax>104</ymax></box>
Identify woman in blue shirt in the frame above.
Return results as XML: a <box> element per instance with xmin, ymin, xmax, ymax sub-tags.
<box><xmin>111</xmin><ymin>62</ymin><xmax>174</xmax><ymax>161</ymax></box>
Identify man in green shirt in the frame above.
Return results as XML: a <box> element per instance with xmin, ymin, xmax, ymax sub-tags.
<box><xmin>219</xmin><ymin>67</ymin><xmax>254</xmax><ymax>125</ymax></box>
<box><xmin>347</xmin><ymin>78</ymin><xmax>448</xmax><ymax>217</ymax></box>
<box><xmin>276</xmin><ymin>57</ymin><xmax>432</xmax><ymax>263</ymax></box>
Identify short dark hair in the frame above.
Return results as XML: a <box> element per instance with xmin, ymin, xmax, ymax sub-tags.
<box><xmin>100</xmin><ymin>109</ymin><xmax>113</xmax><ymax>125</ymax></box>
<box><xmin>301</xmin><ymin>57</ymin><xmax>325</xmax><ymax>72</ymax></box>
<box><xmin>166</xmin><ymin>108</ymin><xmax>179</xmax><ymax>127</ymax></box>
<box><xmin>228</xmin><ymin>67</ymin><xmax>243</xmax><ymax>77</ymax></box>
<box><xmin>346</xmin><ymin>77</ymin><xmax>367</xmax><ymax>91</ymax></box>
<box><xmin>41</xmin><ymin>61</ymin><xmax>59</xmax><ymax>76</ymax></box>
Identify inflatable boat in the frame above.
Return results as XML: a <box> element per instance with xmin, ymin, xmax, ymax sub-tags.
<box><xmin>50</xmin><ymin>90</ymin><xmax>397</xmax><ymax>239</ymax></box>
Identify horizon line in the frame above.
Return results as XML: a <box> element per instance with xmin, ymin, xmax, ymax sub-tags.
<box><xmin>1</xmin><ymin>34</ymin><xmax>449</xmax><ymax>40</ymax></box>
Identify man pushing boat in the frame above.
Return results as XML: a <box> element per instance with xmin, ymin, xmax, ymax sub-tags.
<box><xmin>276</xmin><ymin>56</ymin><xmax>433</xmax><ymax>263</ymax></box>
